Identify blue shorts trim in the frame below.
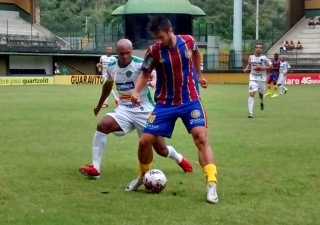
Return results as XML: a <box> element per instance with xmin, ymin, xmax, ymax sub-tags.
<box><xmin>267</xmin><ymin>73</ymin><xmax>279</xmax><ymax>84</ymax></box>
<box><xmin>143</xmin><ymin>100</ymin><xmax>207</xmax><ymax>138</ymax></box>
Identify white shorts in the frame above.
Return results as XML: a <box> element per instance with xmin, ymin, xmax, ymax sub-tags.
<box><xmin>106</xmin><ymin>106</ymin><xmax>151</xmax><ymax>137</ymax></box>
<box><xmin>249</xmin><ymin>81</ymin><xmax>266</xmax><ymax>94</ymax></box>
<box><xmin>277</xmin><ymin>74</ymin><xmax>286</xmax><ymax>85</ymax></box>
<box><xmin>102</xmin><ymin>72</ymin><xmax>107</xmax><ymax>83</ymax></box>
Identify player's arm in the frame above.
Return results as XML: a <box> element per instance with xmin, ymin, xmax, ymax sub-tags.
<box><xmin>96</xmin><ymin>69</ymin><xmax>114</xmax><ymax>109</ymax></box>
<box><xmin>135</xmin><ymin>71</ymin><xmax>152</xmax><ymax>93</ymax></box>
<box><xmin>98</xmin><ymin>56</ymin><xmax>102</xmax><ymax>67</ymax></box>
<box><xmin>97</xmin><ymin>81</ymin><xmax>113</xmax><ymax>107</ymax></box>
<box><xmin>192</xmin><ymin>48</ymin><xmax>202</xmax><ymax>78</ymax></box>
<box><xmin>191</xmin><ymin>37</ymin><xmax>208</xmax><ymax>88</ymax></box>
<box><xmin>132</xmin><ymin>49</ymin><xmax>155</xmax><ymax>104</ymax></box>
<box><xmin>284</xmin><ymin>63</ymin><xmax>291</xmax><ymax>75</ymax></box>
<box><xmin>147</xmin><ymin>70</ymin><xmax>157</xmax><ymax>89</ymax></box>
<box><xmin>243</xmin><ymin>59</ymin><xmax>251</xmax><ymax>73</ymax></box>
<box><xmin>259</xmin><ymin>58</ymin><xmax>273</xmax><ymax>71</ymax></box>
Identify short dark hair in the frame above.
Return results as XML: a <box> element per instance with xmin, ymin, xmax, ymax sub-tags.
<box><xmin>148</xmin><ymin>15</ymin><xmax>172</xmax><ymax>33</ymax></box>
<box><xmin>256</xmin><ymin>43</ymin><xmax>263</xmax><ymax>47</ymax></box>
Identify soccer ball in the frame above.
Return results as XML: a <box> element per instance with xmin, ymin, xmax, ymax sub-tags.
<box><xmin>143</xmin><ymin>169</ymin><xmax>167</xmax><ymax>193</ymax></box>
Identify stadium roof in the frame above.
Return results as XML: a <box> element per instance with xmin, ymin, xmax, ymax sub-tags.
<box><xmin>112</xmin><ymin>0</ymin><xmax>205</xmax><ymax>16</ymax></box>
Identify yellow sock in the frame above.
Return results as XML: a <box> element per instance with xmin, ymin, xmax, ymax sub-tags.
<box><xmin>139</xmin><ymin>163</ymin><xmax>151</xmax><ymax>178</ymax></box>
<box><xmin>267</xmin><ymin>84</ymin><xmax>271</xmax><ymax>92</ymax></box>
<box><xmin>203</xmin><ymin>164</ymin><xmax>217</xmax><ymax>184</ymax></box>
<box><xmin>274</xmin><ymin>86</ymin><xmax>278</xmax><ymax>94</ymax></box>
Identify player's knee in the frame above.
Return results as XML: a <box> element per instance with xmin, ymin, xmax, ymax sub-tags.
<box><xmin>139</xmin><ymin>138</ymin><xmax>153</xmax><ymax>149</ymax></box>
<box><xmin>152</xmin><ymin>142</ymin><xmax>168</xmax><ymax>157</ymax></box>
<box><xmin>97</xmin><ymin>121</ymin><xmax>108</xmax><ymax>134</ymax></box>
<box><xmin>193</xmin><ymin>132</ymin><xmax>208</xmax><ymax>149</ymax></box>
<box><xmin>153</xmin><ymin>146</ymin><xmax>168</xmax><ymax>157</ymax></box>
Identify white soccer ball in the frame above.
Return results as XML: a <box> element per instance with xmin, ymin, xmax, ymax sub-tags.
<box><xmin>143</xmin><ymin>169</ymin><xmax>167</xmax><ymax>193</ymax></box>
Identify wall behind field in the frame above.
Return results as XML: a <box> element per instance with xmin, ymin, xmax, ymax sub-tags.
<box><xmin>9</xmin><ymin>55</ymin><xmax>53</xmax><ymax>75</ymax></box>
<box><xmin>0</xmin><ymin>56</ymin><xmax>6</xmax><ymax>75</ymax></box>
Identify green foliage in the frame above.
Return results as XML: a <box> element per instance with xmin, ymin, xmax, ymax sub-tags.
<box><xmin>36</xmin><ymin>0</ymin><xmax>286</xmax><ymax>40</ymax></box>
<box><xmin>35</xmin><ymin>0</ymin><xmax>126</xmax><ymax>36</ymax></box>
<box><xmin>190</xmin><ymin>0</ymin><xmax>286</xmax><ymax>40</ymax></box>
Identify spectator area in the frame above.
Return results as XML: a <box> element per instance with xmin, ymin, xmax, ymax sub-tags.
<box><xmin>0</xmin><ymin>10</ymin><xmax>70</xmax><ymax>50</ymax></box>
<box><xmin>267</xmin><ymin>16</ymin><xmax>320</xmax><ymax>70</ymax></box>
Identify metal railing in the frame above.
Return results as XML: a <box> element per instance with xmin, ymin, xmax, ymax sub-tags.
<box><xmin>0</xmin><ymin>21</ymin><xmax>123</xmax><ymax>53</ymax></box>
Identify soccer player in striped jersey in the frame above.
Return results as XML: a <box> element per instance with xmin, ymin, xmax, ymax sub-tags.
<box><xmin>126</xmin><ymin>16</ymin><xmax>218</xmax><ymax>204</ymax></box>
<box><xmin>265</xmin><ymin>53</ymin><xmax>280</xmax><ymax>96</ymax></box>
<box><xmin>79</xmin><ymin>39</ymin><xmax>192</xmax><ymax>179</ymax></box>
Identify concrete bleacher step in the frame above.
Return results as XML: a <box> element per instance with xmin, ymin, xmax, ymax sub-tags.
<box><xmin>0</xmin><ymin>30</ymin><xmax>40</xmax><ymax>35</ymax></box>
<box><xmin>297</xmin><ymin>34</ymin><xmax>320</xmax><ymax>39</ymax></box>
<box><xmin>0</xmin><ymin>10</ymin><xmax>69</xmax><ymax>49</ymax></box>
<box><xmin>0</xmin><ymin>20</ymin><xmax>29</xmax><ymax>24</ymax></box>
<box><xmin>304</xmin><ymin>26</ymin><xmax>320</xmax><ymax>29</ymax></box>
<box><xmin>0</xmin><ymin>10</ymin><xmax>19</xmax><ymax>15</ymax></box>
<box><xmin>292</xmin><ymin>39</ymin><xmax>319</xmax><ymax>43</ymax></box>
<box><xmin>299</xmin><ymin>49</ymin><xmax>320</xmax><ymax>53</ymax></box>
<box><xmin>0</xmin><ymin>25</ymin><xmax>37</xmax><ymax>30</ymax></box>
<box><xmin>293</xmin><ymin>43</ymin><xmax>320</xmax><ymax>48</ymax></box>
<box><xmin>285</xmin><ymin>54</ymin><xmax>320</xmax><ymax>59</ymax></box>
<box><xmin>301</xmin><ymin>29</ymin><xmax>320</xmax><ymax>34</ymax></box>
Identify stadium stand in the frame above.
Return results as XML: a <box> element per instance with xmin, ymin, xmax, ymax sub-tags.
<box><xmin>0</xmin><ymin>10</ymin><xmax>71</xmax><ymax>51</ymax></box>
<box><xmin>268</xmin><ymin>16</ymin><xmax>320</xmax><ymax>70</ymax></box>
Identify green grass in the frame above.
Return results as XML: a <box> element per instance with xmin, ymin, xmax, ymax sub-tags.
<box><xmin>0</xmin><ymin>84</ymin><xmax>319</xmax><ymax>225</ymax></box>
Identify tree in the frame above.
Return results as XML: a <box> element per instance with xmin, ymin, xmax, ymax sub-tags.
<box><xmin>36</xmin><ymin>0</ymin><xmax>286</xmax><ymax>41</ymax></box>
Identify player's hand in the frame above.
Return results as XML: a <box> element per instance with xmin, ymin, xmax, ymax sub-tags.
<box><xmin>131</xmin><ymin>91</ymin><xmax>141</xmax><ymax>105</ymax></box>
<box><xmin>198</xmin><ymin>76</ymin><xmax>208</xmax><ymax>88</ymax></box>
<box><xmin>147</xmin><ymin>79</ymin><xmax>156</xmax><ymax>89</ymax></box>
<box><xmin>243</xmin><ymin>69</ymin><xmax>249</xmax><ymax>73</ymax></box>
<box><xmin>253</xmin><ymin>65</ymin><xmax>261</xmax><ymax>71</ymax></box>
<box><xmin>93</xmin><ymin>106</ymin><xmax>101</xmax><ymax>117</ymax></box>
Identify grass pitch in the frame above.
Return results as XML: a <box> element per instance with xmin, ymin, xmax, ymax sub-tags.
<box><xmin>0</xmin><ymin>84</ymin><xmax>319</xmax><ymax>225</ymax></box>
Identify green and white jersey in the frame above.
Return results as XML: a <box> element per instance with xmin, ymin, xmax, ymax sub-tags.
<box><xmin>100</xmin><ymin>55</ymin><xmax>117</xmax><ymax>76</ymax></box>
<box><xmin>106</xmin><ymin>56</ymin><xmax>155</xmax><ymax>113</ymax></box>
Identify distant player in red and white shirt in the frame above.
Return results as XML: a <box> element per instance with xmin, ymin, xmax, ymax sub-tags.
<box><xmin>99</xmin><ymin>46</ymin><xmax>119</xmax><ymax>107</ymax></box>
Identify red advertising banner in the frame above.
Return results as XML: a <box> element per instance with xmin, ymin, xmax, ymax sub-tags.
<box><xmin>286</xmin><ymin>75</ymin><xmax>320</xmax><ymax>84</ymax></box>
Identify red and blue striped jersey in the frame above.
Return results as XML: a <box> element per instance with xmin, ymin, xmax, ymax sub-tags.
<box><xmin>141</xmin><ymin>35</ymin><xmax>200</xmax><ymax>106</ymax></box>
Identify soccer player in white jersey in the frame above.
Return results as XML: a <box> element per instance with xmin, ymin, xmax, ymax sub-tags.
<box><xmin>79</xmin><ymin>39</ymin><xmax>193</xmax><ymax>179</ymax></box>
<box><xmin>244</xmin><ymin>43</ymin><xmax>272</xmax><ymax>118</ymax></box>
<box><xmin>99</xmin><ymin>46</ymin><xmax>119</xmax><ymax>108</ymax></box>
<box><xmin>275</xmin><ymin>55</ymin><xmax>290</xmax><ymax>96</ymax></box>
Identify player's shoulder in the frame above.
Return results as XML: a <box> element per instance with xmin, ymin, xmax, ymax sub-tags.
<box><xmin>148</xmin><ymin>43</ymin><xmax>160</xmax><ymax>53</ymax></box>
<box><xmin>132</xmin><ymin>56</ymin><xmax>144</xmax><ymax>63</ymax></box>
<box><xmin>178</xmin><ymin>35</ymin><xmax>195</xmax><ymax>42</ymax></box>
<box><xmin>107</xmin><ymin>60</ymin><xmax>117</xmax><ymax>69</ymax></box>
<box><xmin>131</xmin><ymin>56</ymin><xmax>143</xmax><ymax>68</ymax></box>
<box><xmin>260</xmin><ymin>54</ymin><xmax>270</xmax><ymax>61</ymax></box>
